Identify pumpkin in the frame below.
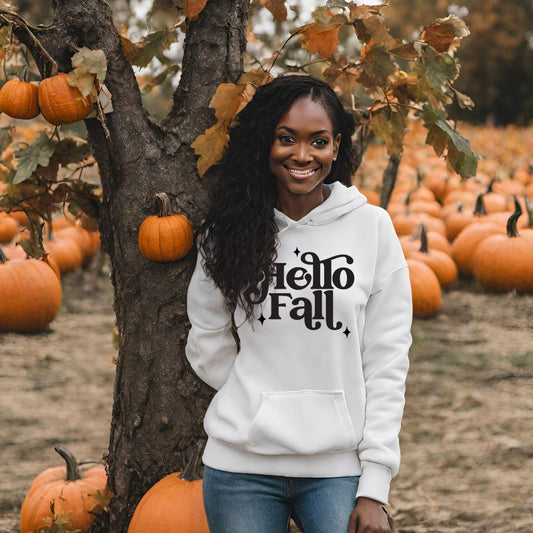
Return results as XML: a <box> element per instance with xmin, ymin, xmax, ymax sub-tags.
<box><xmin>38</xmin><ymin>73</ymin><xmax>92</xmax><ymax>125</ymax></box>
<box><xmin>0</xmin><ymin>79</ymin><xmax>40</xmax><ymax>119</ymax></box>
<box><xmin>45</xmin><ymin>232</ymin><xmax>84</xmax><ymax>273</ymax></box>
<box><xmin>444</xmin><ymin>194</ymin><xmax>487</xmax><ymax>241</ymax></box>
<box><xmin>407</xmin><ymin>258</ymin><xmax>443</xmax><ymax>318</ymax></box>
<box><xmin>55</xmin><ymin>224</ymin><xmax>100</xmax><ymax>261</ymax></box>
<box><xmin>0</xmin><ymin>211</ymin><xmax>19</xmax><ymax>243</ymax></box>
<box><xmin>482</xmin><ymin>179</ymin><xmax>509</xmax><ymax>214</ymax></box>
<box><xmin>472</xmin><ymin>203</ymin><xmax>533</xmax><ymax>292</ymax></box>
<box><xmin>405</xmin><ymin>225</ymin><xmax>458</xmax><ymax>289</ymax></box>
<box><xmin>391</xmin><ymin>209</ymin><xmax>446</xmax><ymax>236</ymax></box>
<box><xmin>400</xmin><ymin>224</ymin><xmax>452</xmax><ymax>256</ymax></box>
<box><xmin>20</xmin><ymin>445</ymin><xmax>111</xmax><ymax>533</ymax></box>
<box><xmin>138</xmin><ymin>192</ymin><xmax>194</xmax><ymax>262</ymax></box>
<box><xmin>451</xmin><ymin>221</ymin><xmax>506</xmax><ymax>278</ymax></box>
<box><xmin>0</xmin><ymin>247</ymin><xmax>62</xmax><ymax>332</ymax></box>
<box><xmin>128</xmin><ymin>444</ymin><xmax>209</xmax><ymax>533</ymax></box>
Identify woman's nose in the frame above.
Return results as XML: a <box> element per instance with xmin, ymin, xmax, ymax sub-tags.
<box><xmin>294</xmin><ymin>143</ymin><xmax>312</xmax><ymax>163</ymax></box>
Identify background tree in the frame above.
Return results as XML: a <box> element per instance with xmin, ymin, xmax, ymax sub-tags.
<box><xmin>0</xmin><ymin>1</ymin><xmax>477</xmax><ymax>531</ymax></box>
<box><xmin>385</xmin><ymin>0</ymin><xmax>533</xmax><ymax>125</ymax></box>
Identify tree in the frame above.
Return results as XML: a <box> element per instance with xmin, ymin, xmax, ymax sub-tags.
<box><xmin>2</xmin><ymin>1</ymin><xmax>248</xmax><ymax>531</ymax></box>
<box><xmin>0</xmin><ymin>1</ymin><xmax>476</xmax><ymax>531</ymax></box>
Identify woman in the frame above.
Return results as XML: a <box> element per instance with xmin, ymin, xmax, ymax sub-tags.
<box><xmin>186</xmin><ymin>74</ymin><xmax>412</xmax><ymax>533</ymax></box>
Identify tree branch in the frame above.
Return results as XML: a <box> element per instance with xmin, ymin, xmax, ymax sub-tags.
<box><xmin>0</xmin><ymin>8</ymin><xmax>58</xmax><ymax>77</ymax></box>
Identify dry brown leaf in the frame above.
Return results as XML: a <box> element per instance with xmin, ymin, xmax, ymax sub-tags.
<box><xmin>421</xmin><ymin>22</ymin><xmax>457</xmax><ymax>53</ymax></box>
<box><xmin>260</xmin><ymin>0</ymin><xmax>287</xmax><ymax>23</ymax></box>
<box><xmin>186</xmin><ymin>0</ymin><xmax>209</xmax><ymax>20</ymax></box>
<box><xmin>119</xmin><ymin>25</ymin><xmax>139</xmax><ymax>64</ymax></box>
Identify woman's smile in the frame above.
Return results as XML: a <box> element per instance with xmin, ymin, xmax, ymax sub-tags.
<box><xmin>284</xmin><ymin>165</ymin><xmax>321</xmax><ymax>179</ymax></box>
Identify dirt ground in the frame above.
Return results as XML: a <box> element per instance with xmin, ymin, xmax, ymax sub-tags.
<box><xmin>1</xmin><ymin>256</ymin><xmax>532</xmax><ymax>533</ymax></box>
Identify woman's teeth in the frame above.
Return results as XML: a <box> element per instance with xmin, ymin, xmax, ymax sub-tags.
<box><xmin>287</xmin><ymin>167</ymin><xmax>318</xmax><ymax>177</ymax></box>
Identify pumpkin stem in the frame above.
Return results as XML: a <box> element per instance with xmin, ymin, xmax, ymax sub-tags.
<box><xmin>155</xmin><ymin>192</ymin><xmax>172</xmax><ymax>217</ymax></box>
<box><xmin>506</xmin><ymin>197</ymin><xmax>522</xmax><ymax>238</ymax></box>
<box><xmin>416</xmin><ymin>167</ymin><xmax>425</xmax><ymax>188</ymax></box>
<box><xmin>486</xmin><ymin>178</ymin><xmax>496</xmax><ymax>193</ymax></box>
<box><xmin>473</xmin><ymin>193</ymin><xmax>487</xmax><ymax>216</ymax></box>
<box><xmin>524</xmin><ymin>195</ymin><xmax>533</xmax><ymax>228</ymax></box>
<box><xmin>54</xmin><ymin>445</ymin><xmax>82</xmax><ymax>481</ymax></box>
<box><xmin>179</xmin><ymin>440</ymin><xmax>205</xmax><ymax>482</ymax></box>
<box><xmin>418</xmin><ymin>224</ymin><xmax>429</xmax><ymax>254</ymax></box>
<box><xmin>404</xmin><ymin>190</ymin><xmax>412</xmax><ymax>210</ymax></box>
<box><xmin>0</xmin><ymin>244</ymin><xmax>7</xmax><ymax>263</ymax></box>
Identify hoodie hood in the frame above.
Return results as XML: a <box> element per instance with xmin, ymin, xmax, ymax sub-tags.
<box><xmin>274</xmin><ymin>182</ymin><xmax>368</xmax><ymax>230</ymax></box>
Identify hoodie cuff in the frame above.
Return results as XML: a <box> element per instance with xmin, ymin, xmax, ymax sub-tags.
<box><xmin>356</xmin><ymin>461</ymin><xmax>392</xmax><ymax>505</ymax></box>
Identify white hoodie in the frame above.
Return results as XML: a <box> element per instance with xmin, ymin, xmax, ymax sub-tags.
<box><xmin>186</xmin><ymin>182</ymin><xmax>412</xmax><ymax>505</ymax></box>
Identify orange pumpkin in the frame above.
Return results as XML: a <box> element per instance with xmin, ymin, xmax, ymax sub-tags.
<box><xmin>400</xmin><ymin>224</ymin><xmax>452</xmax><ymax>256</ymax></box>
<box><xmin>0</xmin><ymin>79</ymin><xmax>40</xmax><ymax>119</ymax></box>
<box><xmin>444</xmin><ymin>194</ymin><xmax>488</xmax><ymax>241</ymax></box>
<box><xmin>128</xmin><ymin>446</ymin><xmax>209</xmax><ymax>533</ymax></box>
<box><xmin>405</xmin><ymin>225</ymin><xmax>458</xmax><ymax>289</ymax></box>
<box><xmin>138</xmin><ymin>192</ymin><xmax>194</xmax><ymax>262</ymax></box>
<box><xmin>451</xmin><ymin>221</ymin><xmax>506</xmax><ymax>278</ymax></box>
<box><xmin>407</xmin><ymin>258</ymin><xmax>443</xmax><ymax>318</ymax></box>
<box><xmin>38</xmin><ymin>73</ymin><xmax>92</xmax><ymax>125</ymax></box>
<box><xmin>45</xmin><ymin>233</ymin><xmax>84</xmax><ymax>273</ymax></box>
<box><xmin>0</xmin><ymin>211</ymin><xmax>19</xmax><ymax>243</ymax></box>
<box><xmin>0</xmin><ymin>247</ymin><xmax>62</xmax><ymax>332</ymax></box>
<box><xmin>20</xmin><ymin>445</ymin><xmax>111</xmax><ymax>533</ymax></box>
<box><xmin>472</xmin><ymin>204</ymin><xmax>533</xmax><ymax>292</ymax></box>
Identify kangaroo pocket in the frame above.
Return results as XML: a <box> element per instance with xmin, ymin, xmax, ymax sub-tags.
<box><xmin>245</xmin><ymin>390</ymin><xmax>357</xmax><ymax>455</ymax></box>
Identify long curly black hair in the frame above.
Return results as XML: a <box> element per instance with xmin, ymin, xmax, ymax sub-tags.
<box><xmin>198</xmin><ymin>74</ymin><xmax>357</xmax><ymax>321</ymax></box>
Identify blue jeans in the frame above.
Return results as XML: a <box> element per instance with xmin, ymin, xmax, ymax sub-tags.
<box><xmin>203</xmin><ymin>466</ymin><xmax>359</xmax><ymax>533</ymax></box>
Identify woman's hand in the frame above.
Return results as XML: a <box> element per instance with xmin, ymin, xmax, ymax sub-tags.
<box><xmin>348</xmin><ymin>497</ymin><xmax>393</xmax><ymax>533</ymax></box>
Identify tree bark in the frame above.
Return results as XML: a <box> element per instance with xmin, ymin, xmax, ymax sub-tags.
<box><xmin>13</xmin><ymin>0</ymin><xmax>249</xmax><ymax>530</ymax></box>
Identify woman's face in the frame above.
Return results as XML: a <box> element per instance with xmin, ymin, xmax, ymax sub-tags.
<box><xmin>269</xmin><ymin>97</ymin><xmax>340</xmax><ymax>212</ymax></box>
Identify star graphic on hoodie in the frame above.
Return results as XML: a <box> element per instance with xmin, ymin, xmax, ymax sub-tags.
<box><xmin>343</xmin><ymin>327</ymin><xmax>351</xmax><ymax>338</ymax></box>
<box><xmin>258</xmin><ymin>314</ymin><xmax>266</xmax><ymax>325</ymax></box>
<box><xmin>294</xmin><ymin>247</ymin><xmax>300</xmax><ymax>256</ymax></box>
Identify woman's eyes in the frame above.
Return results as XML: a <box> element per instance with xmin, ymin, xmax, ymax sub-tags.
<box><xmin>312</xmin><ymin>138</ymin><xmax>329</xmax><ymax>147</ymax></box>
<box><xmin>278</xmin><ymin>135</ymin><xmax>295</xmax><ymax>144</ymax></box>
<box><xmin>277</xmin><ymin>136</ymin><xmax>329</xmax><ymax>147</ymax></box>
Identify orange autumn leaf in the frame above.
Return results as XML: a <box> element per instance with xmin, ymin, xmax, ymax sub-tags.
<box><xmin>295</xmin><ymin>22</ymin><xmax>342</xmax><ymax>59</ymax></box>
<box><xmin>186</xmin><ymin>0</ymin><xmax>209</xmax><ymax>20</ymax></box>
<box><xmin>191</xmin><ymin>120</ymin><xmax>230</xmax><ymax>178</ymax></box>
<box><xmin>211</xmin><ymin>71</ymin><xmax>272</xmax><ymax>120</ymax></box>
<box><xmin>260</xmin><ymin>0</ymin><xmax>287</xmax><ymax>23</ymax></box>
<box><xmin>192</xmin><ymin>70</ymin><xmax>273</xmax><ymax>177</ymax></box>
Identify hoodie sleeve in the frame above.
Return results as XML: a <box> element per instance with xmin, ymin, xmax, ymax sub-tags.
<box><xmin>356</xmin><ymin>210</ymin><xmax>412</xmax><ymax>505</ymax></box>
<box><xmin>185</xmin><ymin>249</ymin><xmax>238</xmax><ymax>391</ymax></box>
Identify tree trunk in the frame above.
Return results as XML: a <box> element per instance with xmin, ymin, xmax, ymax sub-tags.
<box><xmin>16</xmin><ymin>0</ymin><xmax>249</xmax><ymax>530</ymax></box>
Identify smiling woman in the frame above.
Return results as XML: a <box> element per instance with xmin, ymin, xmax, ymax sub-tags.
<box><xmin>185</xmin><ymin>74</ymin><xmax>412</xmax><ymax>533</ymax></box>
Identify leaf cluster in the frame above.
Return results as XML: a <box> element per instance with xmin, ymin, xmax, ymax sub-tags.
<box><xmin>192</xmin><ymin>1</ymin><xmax>478</xmax><ymax>178</ymax></box>
<box><xmin>0</xmin><ymin>128</ymin><xmax>101</xmax><ymax>257</ymax></box>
